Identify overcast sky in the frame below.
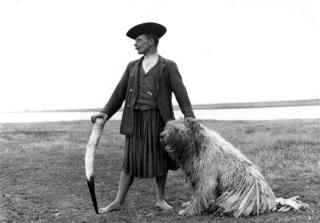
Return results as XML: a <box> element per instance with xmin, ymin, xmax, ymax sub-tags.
<box><xmin>1</xmin><ymin>0</ymin><xmax>319</xmax><ymax>112</ymax></box>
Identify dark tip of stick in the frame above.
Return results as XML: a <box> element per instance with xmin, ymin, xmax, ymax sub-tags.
<box><xmin>87</xmin><ymin>177</ymin><xmax>99</xmax><ymax>214</ymax></box>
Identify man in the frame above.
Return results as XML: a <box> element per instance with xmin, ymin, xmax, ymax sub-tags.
<box><xmin>91</xmin><ymin>22</ymin><xmax>195</xmax><ymax>213</ymax></box>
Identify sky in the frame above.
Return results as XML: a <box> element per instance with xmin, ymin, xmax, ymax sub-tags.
<box><xmin>1</xmin><ymin>0</ymin><xmax>319</xmax><ymax>112</ymax></box>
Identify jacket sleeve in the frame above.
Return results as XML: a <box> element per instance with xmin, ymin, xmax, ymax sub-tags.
<box><xmin>101</xmin><ymin>63</ymin><xmax>130</xmax><ymax>120</ymax></box>
<box><xmin>167</xmin><ymin>61</ymin><xmax>195</xmax><ymax>118</ymax></box>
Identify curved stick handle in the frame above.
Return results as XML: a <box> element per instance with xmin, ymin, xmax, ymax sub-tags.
<box><xmin>85</xmin><ymin>118</ymin><xmax>105</xmax><ymax>214</ymax></box>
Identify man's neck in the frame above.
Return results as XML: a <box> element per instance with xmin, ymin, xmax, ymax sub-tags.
<box><xmin>143</xmin><ymin>49</ymin><xmax>158</xmax><ymax>60</ymax></box>
<box><xmin>142</xmin><ymin>49</ymin><xmax>159</xmax><ymax>73</ymax></box>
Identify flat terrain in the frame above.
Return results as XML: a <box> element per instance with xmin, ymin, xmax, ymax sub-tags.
<box><xmin>0</xmin><ymin>119</ymin><xmax>319</xmax><ymax>223</ymax></box>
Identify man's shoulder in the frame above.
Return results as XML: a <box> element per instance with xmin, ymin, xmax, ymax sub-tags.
<box><xmin>127</xmin><ymin>58</ymin><xmax>141</xmax><ymax>66</ymax></box>
<box><xmin>160</xmin><ymin>57</ymin><xmax>177</xmax><ymax>67</ymax></box>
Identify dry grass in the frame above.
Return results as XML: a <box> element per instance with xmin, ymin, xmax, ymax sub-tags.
<box><xmin>0</xmin><ymin>119</ymin><xmax>319</xmax><ymax>223</ymax></box>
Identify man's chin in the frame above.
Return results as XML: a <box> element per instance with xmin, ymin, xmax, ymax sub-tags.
<box><xmin>136</xmin><ymin>49</ymin><xmax>145</xmax><ymax>54</ymax></box>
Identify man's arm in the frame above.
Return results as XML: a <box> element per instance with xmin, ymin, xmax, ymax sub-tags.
<box><xmin>167</xmin><ymin>61</ymin><xmax>195</xmax><ymax>118</ymax></box>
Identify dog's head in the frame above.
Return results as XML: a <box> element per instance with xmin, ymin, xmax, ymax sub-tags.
<box><xmin>160</xmin><ymin>118</ymin><xmax>204</xmax><ymax>162</ymax></box>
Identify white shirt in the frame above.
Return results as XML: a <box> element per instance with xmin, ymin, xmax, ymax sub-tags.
<box><xmin>142</xmin><ymin>53</ymin><xmax>159</xmax><ymax>74</ymax></box>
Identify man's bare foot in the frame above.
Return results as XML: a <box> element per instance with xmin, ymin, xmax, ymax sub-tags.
<box><xmin>98</xmin><ymin>201</ymin><xmax>124</xmax><ymax>213</ymax></box>
<box><xmin>155</xmin><ymin>200</ymin><xmax>173</xmax><ymax>211</ymax></box>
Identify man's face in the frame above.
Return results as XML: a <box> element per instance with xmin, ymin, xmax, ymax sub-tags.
<box><xmin>134</xmin><ymin>35</ymin><xmax>153</xmax><ymax>54</ymax></box>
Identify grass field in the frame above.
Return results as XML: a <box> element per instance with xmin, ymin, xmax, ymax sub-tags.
<box><xmin>0</xmin><ymin>119</ymin><xmax>319</xmax><ymax>223</ymax></box>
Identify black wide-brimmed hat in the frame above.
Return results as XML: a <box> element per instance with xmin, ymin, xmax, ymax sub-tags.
<box><xmin>126</xmin><ymin>22</ymin><xmax>167</xmax><ymax>39</ymax></box>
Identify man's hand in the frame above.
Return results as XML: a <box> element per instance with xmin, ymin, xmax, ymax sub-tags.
<box><xmin>90</xmin><ymin>112</ymin><xmax>108</xmax><ymax>124</ymax></box>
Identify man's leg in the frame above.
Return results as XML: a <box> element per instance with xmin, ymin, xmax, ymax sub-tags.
<box><xmin>155</xmin><ymin>173</ymin><xmax>173</xmax><ymax>211</ymax></box>
<box><xmin>99</xmin><ymin>170</ymin><xmax>134</xmax><ymax>213</ymax></box>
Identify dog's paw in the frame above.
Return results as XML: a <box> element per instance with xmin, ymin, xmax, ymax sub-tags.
<box><xmin>179</xmin><ymin>208</ymin><xmax>188</xmax><ymax>216</ymax></box>
<box><xmin>179</xmin><ymin>208</ymin><xmax>196</xmax><ymax>216</ymax></box>
<box><xmin>181</xmin><ymin>201</ymin><xmax>191</xmax><ymax>208</ymax></box>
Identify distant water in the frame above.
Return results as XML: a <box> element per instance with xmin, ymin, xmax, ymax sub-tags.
<box><xmin>0</xmin><ymin>106</ymin><xmax>319</xmax><ymax>123</ymax></box>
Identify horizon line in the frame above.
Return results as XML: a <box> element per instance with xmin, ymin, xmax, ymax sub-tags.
<box><xmin>7</xmin><ymin>98</ymin><xmax>320</xmax><ymax>113</ymax></box>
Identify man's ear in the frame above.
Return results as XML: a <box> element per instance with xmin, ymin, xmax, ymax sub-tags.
<box><xmin>149</xmin><ymin>38</ymin><xmax>155</xmax><ymax>46</ymax></box>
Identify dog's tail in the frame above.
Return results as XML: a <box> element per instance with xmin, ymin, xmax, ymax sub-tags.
<box><xmin>275</xmin><ymin>196</ymin><xmax>312</xmax><ymax>213</ymax></box>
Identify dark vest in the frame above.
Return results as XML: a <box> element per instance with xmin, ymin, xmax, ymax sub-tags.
<box><xmin>134</xmin><ymin>62</ymin><xmax>159</xmax><ymax>110</ymax></box>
